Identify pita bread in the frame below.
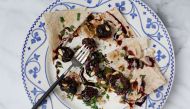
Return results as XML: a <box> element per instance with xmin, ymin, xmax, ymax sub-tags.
<box><xmin>75</xmin><ymin>8</ymin><xmax>139</xmax><ymax>46</ymax></box>
<box><xmin>104</xmin><ymin>7</ymin><xmax>138</xmax><ymax>38</ymax></box>
<box><xmin>107</xmin><ymin>37</ymin><xmax>166</xmax><ymax>95</ymax></box>
<box><xmin>44</xmin><ymin>8</ymin><xmax>167</xmax><ymax>108</ymax></box>
<box><xmin>132</xmin><ymin>66</ymin><xmax>166</xmax><ymax>94</ymax></box>
<box><xmin>44</xmin><ymin>9</ymin><xmax>91</xmax><ymax>51</ymax></box>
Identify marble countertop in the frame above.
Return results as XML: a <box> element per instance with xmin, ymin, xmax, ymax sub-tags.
<box><xmin>0</xmin><ymin>0</ymin><xmax>190</xmax><ymax>109</ymax></box>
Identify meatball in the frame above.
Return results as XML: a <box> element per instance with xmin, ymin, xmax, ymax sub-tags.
<box><xmin>85</xmin><ymin>51</ymin><xmax>105</xmax><ymax>75</ymax></box>
<box><xmin>82</xmin><ymin>38</ymin><xmax>97</xmax><ymax>50</ymax></box>
<box><xmin>96</xmin><ymin>22</ymin><xmax>112</xmax><ymax>39</ymax></box>
<box><xmin>109</xmin><ymin>73</ymin><xmax>130</xmax><ymax>95</ymax></box>
<box><xmin>58</xmin><ymin>46</ymin><xmax>74</xmax><ymax>62</ymax></box>
<box><xmin>61</xmin><ymin>76</ymin><xmax>79</xmax><ymax>94</ymax></box>
<box><xmin>81</xmin><ymin>86</ymin><xmax>99</xmax><ymax>102</ymax></box>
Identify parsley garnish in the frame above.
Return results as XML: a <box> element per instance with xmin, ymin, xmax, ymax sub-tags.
<box><xmin>67</xmin><ymin>93</ymin><xmax>74</xmax><ymax>100</ymax></box>
<box><xmin>118</xmin><ymin>83</ymin><xmax>124</xmax><ymax>89</ymax></box>
<box><xmin>77</xmin><ymin>13</ymin><xmax>81</xmax><ymax>21</ymax></box>
<box><xmin>60</xmin><ymin>17</ymin><xmax>65</xmax><ymax>23</ymax></box>
<box><xmin>60</xmin><ymin>29</ymin><xmax>66</xmax><ymax>36</ymax></box>
<box><xmin>95</xmin><ymin>83</ymin><xmax>101</xmax><ymax>89</ymax></box>
<box><xmin>85</xmin><ymin>96</ymin><xmax>98</xmax><ymax>109</ymax></box>
<box><xmin>70</xmin><ymin>25</ymin><xmax>75</xmax><ymax>31</ymax></box>
<box><xmin>128</xmin><ymin>73</ymin><xmax>133</xmax><ymax>79</ymax></box>
<box><xmin>120</xmin><ymin>52</ymin><xmax>125</xmax><ymax>57</ymax></box>
<box><xmin>140</xmin><ymin>75</ymin><xmax>146</xmax><ymax>79</ymax></box>
<box><xmin>104</xmin><ymin>67</ymin><xmax>112</xmax><ymax>74</ymax></box>
<box><xmin>106</xmin><ymin>94</ymin><xmax>110</xmax><ymax>100</ymax></box>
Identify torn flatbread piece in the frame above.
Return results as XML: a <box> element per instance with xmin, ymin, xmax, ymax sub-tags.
<box><xmin>106</xmin><ymin>37</ymin><xmax>166</xmax><ymax>106</ymax></box>
<box><xmin>44</xmin><ymin>9</ymin><xmax>91</xmax><ymax>51</ymax></box>
<box><xmin>75</xmin><ymin>8</ymin><xmax>139</xmax><ymax>46</ymax></box>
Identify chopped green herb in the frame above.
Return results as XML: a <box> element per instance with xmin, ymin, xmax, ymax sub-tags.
<box><xmin>62</xmin><ymin>24</ymin><xmax>65</xmax><ymax>28</ymax></box>
<box><xmin>140</xmin><ymin>75</ymin><xmax>146</xmax><ymax>79</ymax></box>
<box><xmin>95</xmin><ymin>83</ymin><xmax>101</xmax><ymax>89</ymax></box>
<box><xmin>118</xmin><ymin>65</ymin><xmax>125</xmax><ymax>71</ymax></box>
<box><xmin>69</xmin><ymin>25</ymin><xmax>75</xmax><ymax>31</ymax></box>
<box><xmin>60</xmin><ymin>29</ymin><xmax>65</xmax><ymax>36</ymax></box>
<box><xmin>120</xmin><ymin>52</ymin><xmax>125</xmax><ymax>57</ymax></box>
<box><xmin>67</xmin><ymin>93</ymin><xmax>74</xmax><ymax>100</ymax></box>
<box><xmin>128</xmin><ymin>73</ymin><xmax>133</xmax><ymax>79</ymax></box>
<box><xmin>77</xmin><ymin>13</ymin><xmax>81</xmax><ymax>21</ymax></box>
<box><xmin>102</xmin><ymin>91</ymin><xmax>106</xmax><ymax>96</ymax></box>
<box><xmin>91</xmin><ymin>104</ymin><xmax>98</xmax><ymax>109</ymax></box>
<box><xmin>104</xmin><ymin>67</ymin><xmax>112</xmax><ymax>73</ymax></box>
<box><xmin>84</xmin><ymin>96</ymin><xmax>98</xmax><ymax>109</ymax></box>
<box><xmin>118</xmin><ymin>83</ymin><xmax>124</xmax><ymax>89</ymax></box>
<box><xmin>60</xmin><ymin>17</ymin><xmax>65</xmax><ymax>23</ymax></box>
<box><xmin>101</xmin><ymin>83</ymin><xmax>108</xmax><ymax>89</ymax></box>
<box><xmin>106</xmin><ymin>94</ymin><xmax>110</xmax><ymax>100</ymax></box>
<box><xmin>65</xmin><ymin>31</ymin><xmax>69</xmax><ymax>35</ymax></box>
<box><xmin>97</xmin><ymin>72</ymin><xmax>103</xmax><ymax>78</ymax></box>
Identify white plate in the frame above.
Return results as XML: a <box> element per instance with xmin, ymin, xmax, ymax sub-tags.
<box><xmin>21</xmin><ymin>0</ymin><xmax>175</xmax><ymax>109</ymax></box>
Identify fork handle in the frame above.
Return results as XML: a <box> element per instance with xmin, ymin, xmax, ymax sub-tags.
<box><xmin>32</xmin><ymin>64</ymin><xmax>73</xmax><ymax>109</ymax></box>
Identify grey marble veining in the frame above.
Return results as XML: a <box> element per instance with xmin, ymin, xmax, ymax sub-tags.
<box><xmin>0</xmin><ymin>0</ymin><xmax>190</xmax><ymax>109</ymax></box>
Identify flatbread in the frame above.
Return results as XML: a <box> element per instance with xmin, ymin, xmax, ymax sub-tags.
<box><xmin>132</xmin><ymin>66</ymin><xmax>166</xmax><ymax>94</ymax></box>
<box><xmin>104</xmin><ymin>7</ymin><xmax>138</xmax><ymax>38</ymax></box>
<box><xmin>44</xmin><ymin>9</ymin><xmax>91</xmax><ymax>51</ymax></box>
<box><xmin>107</xmin><ymin>37</ymin><xmax>166</xmax><ymax>94</ymax></box>
<box><xmin>75</xmin><ymin>8</ymin><xmax>139</xmax><ymax>46</ymax></box>
<box><xmin>107</xmin><ymin>38</ymin><xmax>149</xmax><ymax>73</ymax></box>
<box><xmin>44</xmin><ymin>8</ymin><xmax>167</xmax><ymax>108</ymax></box>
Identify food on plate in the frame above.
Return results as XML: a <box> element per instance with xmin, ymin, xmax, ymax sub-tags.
<box><xmin>44</xmin><ymin>9</ymin><xmax>91</xmax><ymax>60</ymax></box>
<box><xmin>44</xmin><ymin>7</ymin><xmax>166</xmax><ymax>109</ymax></box>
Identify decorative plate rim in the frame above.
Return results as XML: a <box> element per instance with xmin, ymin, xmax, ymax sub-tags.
<box><xmin>21</xmin><ymin>0</ymin><xmax>175</xmax><ymax>109</ymax></box>
<box><xmin>134</xmin><ymin>0</ymin><xmax>175</xmax><ymax>108</ymax></box>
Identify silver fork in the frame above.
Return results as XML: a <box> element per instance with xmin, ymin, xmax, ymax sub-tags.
<box><xmin>32</xmin><ymin>45</ymin><xmax>90</xmax><ymax>109</ymax></box>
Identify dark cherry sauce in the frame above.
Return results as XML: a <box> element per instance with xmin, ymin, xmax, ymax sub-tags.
<box><xmin>52</xmin><ymin>47</ymin><xmax>59</xmax><ymax>61</ymax></box>
<box><xmin>124</xmin><ymin>56</ymin><xmax>155</xmax><ymax>70</ymax></box>
<box><xmin>124</xmin><ymin>79</ymin><xmax>147</xmax><ymax>107</ymax></box>
<box><xmin>128</xmin><ymin>103</ymin><xmax>135</xmax><ymax>109</ymax></box>
<box><xmin>107</xmin><ymin>12</ymin><xmax>128</xmax><ymax>35</ymax></box>
<box><xmin>135</xmin><ymin>79</ymin><xmax>147</xmax><ymax>106</ymax></box>
<box><xmin>127</xmin><ymin>50</ymin><xmax>135</xmax><ymax>56</ymax></box>
<box><xmin>73</xmin><ymin>29</ymin><xmax>79</xmax><ymax>37</ymax></box>
<box><xmin>145</xmin><ymin>56</ymin><xmax>155</xmax><ymax>67</ymax></box>
<box><xmin>106</xmin><ymin>12</ymin><xmax>130</xmax><ymax>45</ymax></box>
<box><xmin>135</xmin><ymin>96</ymin><xmax>147</xmax><ymax>106</ymax></box>
<box><xmin>117</xmin><ymin>40</ymin><xmax>122</xmax><ymax>45</ymax></box>
<box><xmin>131</xmin><ymin>80</ymin><xmax>138</xmax><ymax>90</ymax></box>
<box><xmin>87</xmin><ymin>14</ymin><xmax>94</xmax><ymax>22</ymax></box>
<box><xmin>80</xmin><ymin>68</ymin><xmax>95</xmax><ymax>86</ymax></box>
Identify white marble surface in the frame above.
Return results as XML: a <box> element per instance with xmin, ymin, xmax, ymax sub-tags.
<box><xmin>0</xmin><ymin>0</ymin><xmax>190</xmax><ymax>109</ymax></box>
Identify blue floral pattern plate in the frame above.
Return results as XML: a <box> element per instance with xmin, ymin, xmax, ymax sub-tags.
<box><xmin>21</xmin><ymin>0</ymin><xmax>175</xmax><ymax>109</ymax></box>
